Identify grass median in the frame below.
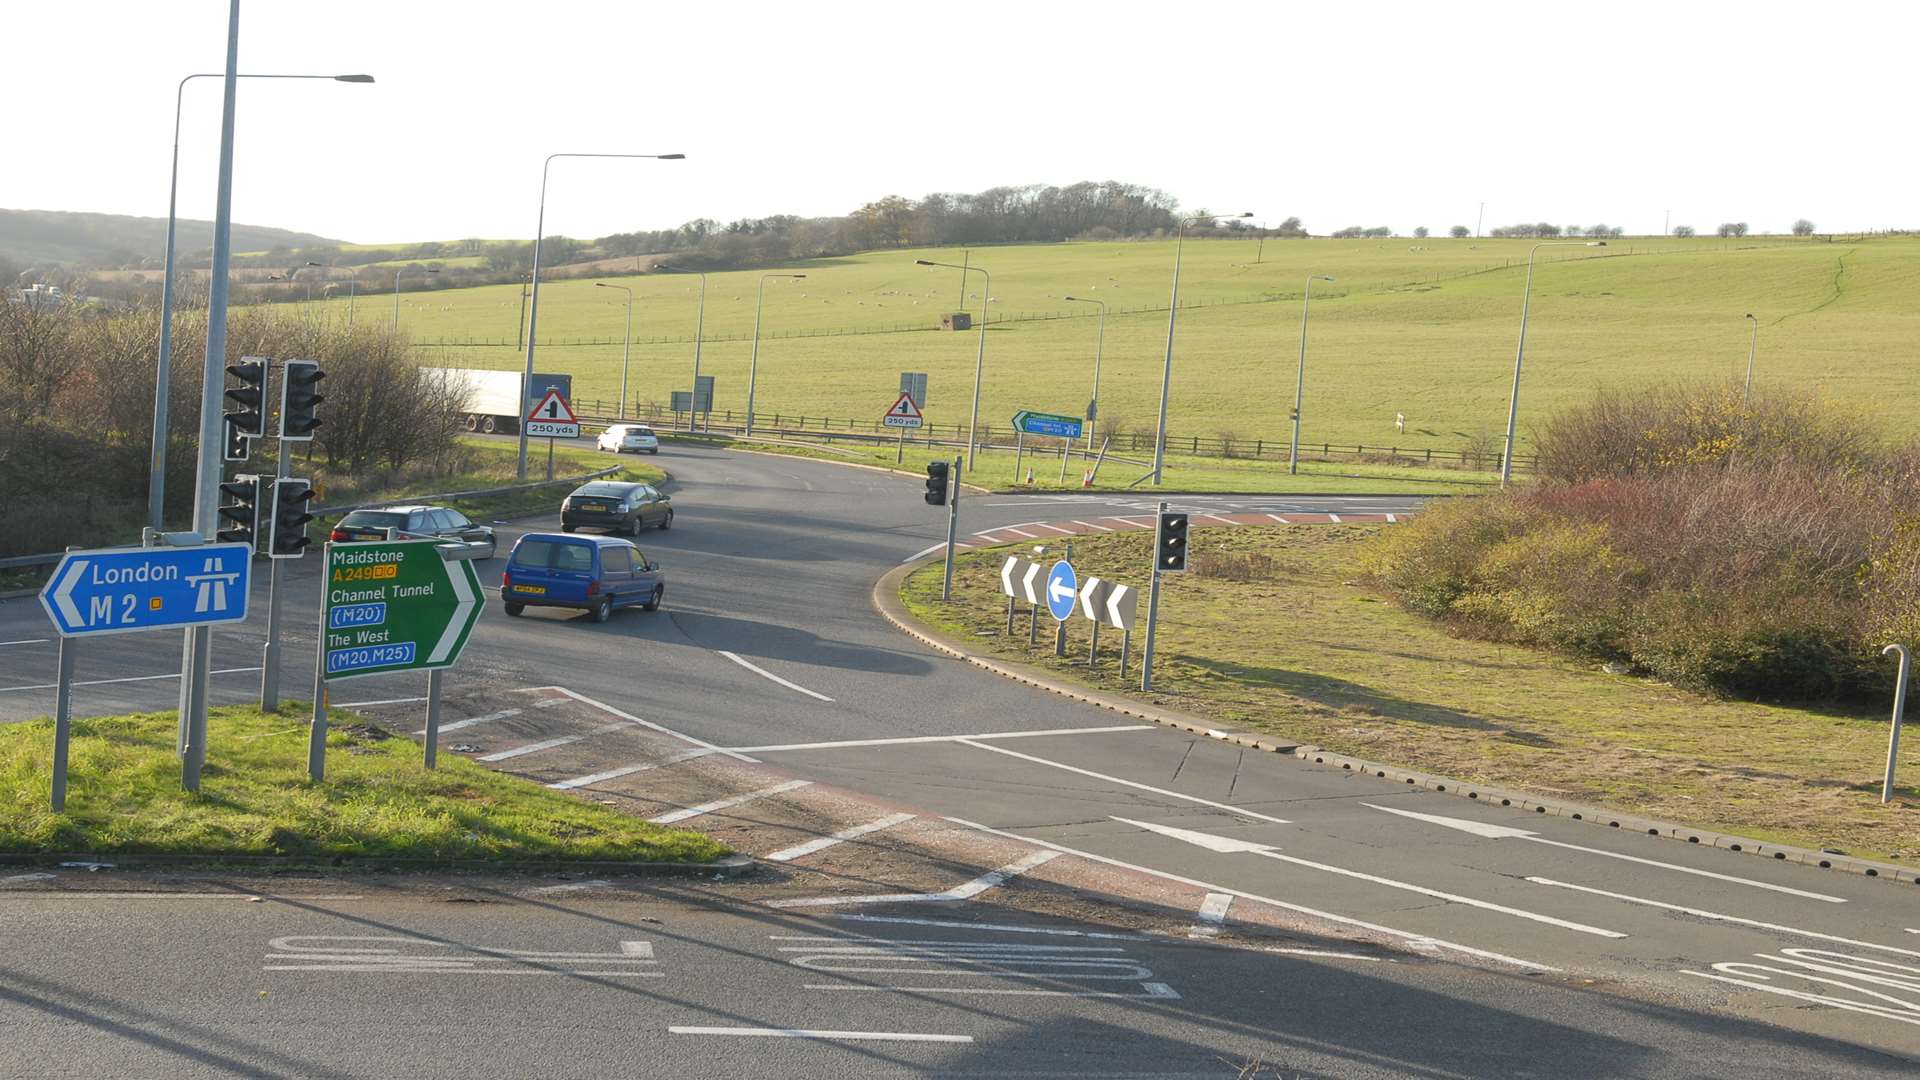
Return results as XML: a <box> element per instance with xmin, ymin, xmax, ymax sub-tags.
<box><xmin>0</xmin><ymin>705</ymin><xmax>729</xmax><ymax>865</ymax></box>
<box><xmin>902</xmin><ymin>524</ymin><xmax>1916</xmax><ymax>864</ymax></box>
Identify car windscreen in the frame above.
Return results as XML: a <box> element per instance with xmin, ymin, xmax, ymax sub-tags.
<box><xmin>573</xmin><ymin>483</ymin><xmax>633</xmax><ymax>497</ymax></box>
<box><xmin>510</xmin><ymin>540</ymin><xmax>593</xmax><ymax>571</ymax></box>
<box><xmin>339</xmin><ymin>511</ymin><xmax>408</xmax><ymax>529</ymax></box>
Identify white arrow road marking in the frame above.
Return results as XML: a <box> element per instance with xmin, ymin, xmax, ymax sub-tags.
<box><xmin>1366</xmin><ymin>803</ymin><xmax>1847</xmax><ymax>903</ymax></box>
<box><xmin>718</xmin><ymin>650</ymin><xmax>833</xmax><ymax>702</ymax></box>
<box><xmin>765</xmin><ymin>812</ymin><xmax>916</xmax><ymax>862</ymax></box>
<box><xmin>669</xmin><ymin>1028</ymin><xmax>973</xmax><ymax>1044</ymax></box>
<box><xmin>650</xmin><ymin>779</ymin><xmax>813</xmax><ymax>825</ymax></box>
<box><xmin>1021</xmin><ymin>562</ymin><xmax>1044</xmax><ymax>604</ymax></box>
<box><xmin>1116</xmin><ymin>817</ymin><xmax>1627</xmax><ymax>939</ymax></box>
<box><xmin>957</xmin><ymin>740</ymin><xmax>1291</xmax><ymax>825</ymax></box>
<box><xmin>427</xmin><ymin>560</ymin><xmax>478</xmax><ymax>663</ymax></box>
<box><xmin>1525</xmin><ymin>878</ymin><xmax>1920</xmax><ymax>959</ymax></box>
<box><xmin>1682</xmin><ymin>950</ymin><xmax>1920</xmax><ymax>1026</ymax></box>
<box><xmin>947</xmin><ymin>817</ymin><xmax>1555</xmax><ymax>971</ymax></box>
<box><xmin>51</xmin><ymin>558</ymin><xmax>88</xmax><ymax>629</ymax></box>
<box><xmin>769</xmin><ymin>850</ymin><xmax>1059</xmax><ymax>908</ymax></box>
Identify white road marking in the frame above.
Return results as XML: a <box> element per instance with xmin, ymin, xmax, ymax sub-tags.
<box><xmin>265</xmin><ymin>935</ymin><xmax>658</xmax><ymax>975</ymax></box>
<box><xmin>1365</xmin><ymin>803</ymin><xmax>1847</xmax><ymax>903</ymax></box>
<box><xmin>765</xmin><ymin>812</ymin><xmax>916</xmax><ymax>862</ymax></box>
<box><xmin>805</xmin><ymin>982</ymin><xmax>1180</xmax><ymax>1000</ymax></box>
<box><xmin>0</xmin><ymin>666</ymin><xmax>260</xmax><ymax>694</ymax></box>
<box><xmin>956</xmin><ymin>739</ymin><xmax>1292</xmax><ymax>825</ymax></box>
<box><xmin>418</xmin><ymin>707</ymin><xmax>521</xmax><ymax>735</ymax></box>
<box><xmin>1189</xmin><ymin>892</ymin><xmax>1233</xmax><ymax>938</ymax></box>
<box><xmin>1269</xmin><ymin>948</ymin><xmax>1385</xmax><ymax>961</ymax></box>
<box><xmin>546</xmin><ymin>748</ymin><xmax>715</xmax><ymax>790</ymax></box>
<box><xmin>517</xmin><ymin>685</ymin><xmax>757</xmax><ymax>762</ymax></box>
<box><xmin>728</xmin><ymin>724</ymin><xmax>1150</xmax><ymax>754</ymax></box>
<box><xmin>769</xmin><ymin>850</ymin><xmax>1059</xmax><ymax>909</ymax></box>
<box><xmin>947</xmin><ymin>817</ymin><xmax>1556</xmax><ymax>971</ymax></box>
<box><xmin>1327</xmin><ymin>513</ymin><xmax>1343</xmax><ymax>522</ymax></box>
<box><xmin>1909</xmin><ymin>929</ymin><xmax>1920</xmax><ymax>935</ymax></box>
<box><xmin>718</xmin><ymin>650</ymin><xmax>834</xmax><ymax>702</ymax></box>
<box><xmin>999</xmin><ymin>527</ymin><xmax>1038</xmax><ymax>539</ymax></box>
<box><xmin>828</xmin><ymin>915</ymin><xmax>1150</xmax><ymax>941</ymax></box>
<box><xmin>528</xmin><ymin>880</ymin><xmax>613</xmax><ymax>894</ymax></box>
<box><xmin>902</xmin><ymin>542</ymin><xmax>971</xmax><ymax>563</ymax></box>
<box><xmin>1264</xmin><ymin>513</ymin><xmax>1292</xmax><ymax>524</ymax></box>
<box><xmin>1</xmin><ymin>872</ymin><xmax>56</xmax><ymax>886</ymax></box>
<box><xmin>1070</xmin><ymin>519</ymin><xmax>1113</xmax><ymax>532</ymax></box>
<box><xmin>476</xmin><ymin>721</ymin><xmax>630</xmax><ymax>761</ymax></box>
<box><xmin>1386</xmin><ymin>513</ymin><xmax>1398</xmax><ymax>523</ymax></box>
<box><xmin>1682</xmin><ymin>949</ymin><xmax>1920</xmax><ymax>1026</ymax></box>
<box><xmin>1032</xmin><ymin>523</ymin><xmax>1075</xmax><ymax>535</ymax></box>
<box><xmin>24</xmin><ymin>892</ymin><xmax>364</xmax><ymax>900</ymax></box>
<box><xmin>1197</xmin><ymin>513</ymin><xmax>1236</xmax><ymax>525</ymax></box>
<box><xmin>1526</xmin><ymin>878</ymin><xmax>1920</xmax><ymax>958</ymax></box>
<box><xmin>339</xmin><ymin>696</ymin><xmax>430</xmax><ymax>708</ymax></box>
<box><xmin>0</xmin><ymin>639</ymin><xmax>51</xmax><ymax>647</ymax></box>
<box><xmin>650</xmin><ymin>779</ymin><xmax>813</xmax><ymax>825</ymax></box>
<box><xmin>669</xmin><ymin>1027</ymin><xmax>972</xmax><ymax>1043</ymax></box>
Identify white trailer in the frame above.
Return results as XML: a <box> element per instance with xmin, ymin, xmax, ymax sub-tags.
<box><xmin>424</xmin><ymin>368</ymin><xmax>572</xmax><ymax>435</ymax></box>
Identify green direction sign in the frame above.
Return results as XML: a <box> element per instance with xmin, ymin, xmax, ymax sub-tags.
<box><xmin>320</xmin><ymin>540</ymin><xmax>485</xmax><ymax>681</ymax></box>
<box><xmin>1012</xmin><ymin>409</ymin><xmax>1085</xmax><ymax>439</ymax></box>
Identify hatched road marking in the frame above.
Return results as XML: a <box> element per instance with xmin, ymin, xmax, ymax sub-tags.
<box><xmin>769</xmin><ymin>850</ymin><xmax>1059</xmax><ymax>909</ymax></box>
<box><xmin>650</xmin><ymin>779</ymin><xmax>813</xmax><ymax>825</ymax></box>
<box><xmin>765</xmin><ymin>813</ymin><xmax>916</xmax><ymax>863</ymax></box>
<box><xmin>956</xmin><ymin>739</ymin><xmax>1293</xmax><ymax>825</ymax></box>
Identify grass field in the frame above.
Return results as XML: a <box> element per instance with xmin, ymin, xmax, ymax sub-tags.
<box><xmin>283</xmin><ymin>234</ymin><xmax>1919</xmax><ymax>464</ymax></box>
<box><xmin>902</xmin><ymin>525</ymin><xmax>1917</xmax><ymax>864</ymax></box>
<box><xmin>0</xmin><ymin>705</ymin><xmax>729</xmax><ymax>864</ymax></box>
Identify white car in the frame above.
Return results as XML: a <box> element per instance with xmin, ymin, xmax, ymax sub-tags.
<box><xmin>598</xmin><ymin>424</ymin><xmax>660</xmax><ymax>455</ymax></box>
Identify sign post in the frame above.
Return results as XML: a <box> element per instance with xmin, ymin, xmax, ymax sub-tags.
<box><xmin>312</xmin><ymin>539</ymin><xmax>485</xmax><ymax>781</ymax></box>
<box><xmin>1046</xmin><ymin>559</ymin><xmax>1077</xmax><ymax>658</ymax></box>
<box><xmin>525</xmin><ymin>387</ymin><xmax>579</xmax><ymax>482</ymax></box>
<box><xmin>1142</xmin><ymin>502</ymin><xmax>1168</xmax><ymax>691</ymax></box>
<box><xmin>884</xmin><ymin>391</ymin><xmax>925</xmax><ymax>464</ymax></box>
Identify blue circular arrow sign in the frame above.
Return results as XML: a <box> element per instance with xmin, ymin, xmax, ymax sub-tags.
<box><xmin>1045</xmin><ymin>560</ymin><xmax>1078</xmax><ymax>622</ymax></box>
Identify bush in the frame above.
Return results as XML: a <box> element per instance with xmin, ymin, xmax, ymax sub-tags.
<box><xmin>1191</xmin><ymin>551</ymin><xmax>1273</xmax><ymax>581</ymax></box>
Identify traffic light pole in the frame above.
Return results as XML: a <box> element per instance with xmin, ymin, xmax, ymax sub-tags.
<box><xmin>260</xmin><ymin>427</ymin><xmax>290</xmax><ymax>712</ymax></box>
<box><xmin>942</xmin><ymin>455</ymin><xmax>961</xmax><ymax>600</ymax></box>
<box><xmin>1141</xmin><ymin>501</ymin><xmax>1167</xmax><ymax>691</ymax></box>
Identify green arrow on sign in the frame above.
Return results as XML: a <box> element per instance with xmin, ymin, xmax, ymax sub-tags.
<box><xmin>320</xmin><ymin>540</ymin><xmax>486</xmax><ymax>681</ymax></box>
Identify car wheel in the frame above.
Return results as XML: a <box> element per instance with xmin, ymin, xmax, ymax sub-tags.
<box><xmin>649</xmin><ymin>448</ymin><xmax>659</xmax><ymax>455</ymax></box>
<box><xmin>643</xmin><ymin>585</ymin><xmax>662</xmax><ymax>611</ymax></box>
<box><xmin>504</xmin><ymin>602</ymin><xmax>524</xmax><ymax>617</ymax></box>
<box><xmin>629</xmin><ymin>516</ymin><xmax>644</xmax><ymax>538</ymax></box>
<box><xmin>659</xmin><ymin>509</ymin><xmax>673</xmax><ymax>531</ymax></box>
<box><xmin>590</xmin><ymin>596</ymin><xmax>612</xmax><ymax>624</ymax></box>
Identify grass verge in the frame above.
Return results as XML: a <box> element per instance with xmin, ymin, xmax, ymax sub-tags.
<box><xmin>0</xmin><ymin>705</ymin><xmax>729</xmax><ymax>865</ymax></box>
<box><xmin>902</xmin><ymin>524</ymin><xmax>1916</xmax><ymax>864</ymax></box>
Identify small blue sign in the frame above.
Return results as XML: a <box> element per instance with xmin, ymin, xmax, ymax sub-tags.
<box><xmin>39</xmin><ymin>543</ymin><xmax>253</xmax><ymax>638</ymax></box>
<box><xmin>328</xmin><ymin>602</ymin><xmax>388</xmax><ymax>630</ymax></box>
<box><xmin>1045</xmin><ymin>560</ymin><xmax>1078</xmax><ymax>622</ymax></box>
<box><xmin>327</xmin><ymin>641</ymin><xmax>418</xmax><ymax>675</ymax></box>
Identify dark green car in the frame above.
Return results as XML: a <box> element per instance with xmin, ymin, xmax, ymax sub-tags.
<box><xmin>561</xmin><ymin>481</ymin><xmax>673</xmax><ymax>537</ymax></box>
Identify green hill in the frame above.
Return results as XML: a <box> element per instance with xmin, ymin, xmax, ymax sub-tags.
<box><xmin>0</xmin><ymin>208</ymin><xmax>339</xmax><ymax>269</ymax></box>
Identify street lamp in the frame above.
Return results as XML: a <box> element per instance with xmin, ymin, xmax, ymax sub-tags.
<box><xmin>1151</xmin><ymin>211</ymin><xmax>1252</xmax><ymax>485</ymax></box>
<box><xmin>519</xmin><ymin>152</ymin><xmax>686</xmax><ymax>479</ymax></box>
<box><xmin>746</xmin><ymin>274</ymin><xmax>805</xmax><ymax>436</ymax></box>
<box><xmin>1500</xmin><ymin>240</ymin><xmax>1607</xmax><ymax>485</ymax></box>
<box><xmin>392</xmin><ymin>265</ymin><xmax>437</xmax><ymax>329</ymax></box>
<box><xmin>1289</xmin><ymin>274</ymin><xmax>1335</xmax><ymax>475</ymax></box>
<box><xmin>595</xmin><ymin>282</ymin><xmax>636</xmax><ymax>417</ymax></box>
<box><xmin>1743</xmin><ymin>313</ymin><xmax>1759</xmax><ymax>406</ymax></box>
<box><xmin>292</xmin><ymin>260</ymin><xmax>322</xmax><ymax>302</ymax></box>
<box><xmin>1062</xmin><ymin>295</ymin><xmax>1107</xmax><ymax>458</ymax></box>
<box><xmin>915</xmin><ymin>258</ymin><xmax>990</xmax><ymax>470</ymax></box>
<box><xmin>655</xmin><ymin>263</ymin><xmax>707</xmax><ymax>431</ymax></box>
<box><xmin>146</xmin><ymin>71</ymin><xmax>373</xmax><ymax>532</ymax></box>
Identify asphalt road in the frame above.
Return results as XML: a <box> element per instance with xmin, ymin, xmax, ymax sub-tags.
<box><xmin>2</xmin><ymin>439</ymin><xmax>1915</xmax><ymax>1077</ymax></box>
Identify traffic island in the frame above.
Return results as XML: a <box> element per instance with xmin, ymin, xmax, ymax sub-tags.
<box><xmin>886</xmin><ymin>523</ymin><xmax>1917</xmax><ymax>876</ymax></box>
<box><xmin>0</xmin><ymin>704</ymin><xmax>734</xmax><ymax>871</ymax></box>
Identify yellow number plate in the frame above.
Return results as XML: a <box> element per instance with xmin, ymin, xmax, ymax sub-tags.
<box><xmin>513</xmin><ymin>585</ymin><xmax>546</xmax><ymax>595</ymax></box>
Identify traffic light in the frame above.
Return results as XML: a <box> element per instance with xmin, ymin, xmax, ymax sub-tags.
<box><xmin>223</xmin><ymin>416</ymin><xmax>252</xmax><ymax>463</ymax></box>
<box><xmin>279</xmin><ymin>359</ymin><xmax>324</xmax><ymax>440</ymax></box>
<box><xmin>924</xmin><ymin>460</ymin><xmax>950</xmax><ymax>506</ymax></box>
<box><xmin>267</xmin><ymin>478</ymin><xmax>315</xmax><ymax>559</ymax></box>
<box><xmin>225</xmin><ymin>357</ymin><xmax>267</xmax><ymax>437</ymax></box>
<box><xmin>1156</xmin><ymin>511</ymin><xmax>1189</xmax><ymax>572</ymax></box>
<box><xmin>216</xmin><ymin>474</ymin><xmax>261</xmax><ymax>550</ymax></box>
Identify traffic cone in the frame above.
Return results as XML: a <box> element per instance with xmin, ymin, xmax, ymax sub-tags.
<box><xmin>1025</xmin><ymin>468</ymin><xmax>1034</xmax><ymax>485</ymax></box>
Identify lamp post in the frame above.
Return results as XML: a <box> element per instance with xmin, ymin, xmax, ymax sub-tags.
<box><xmin>1151</xmin><ymin>212</ymin><xmax>1252</xmax><ymax>485</ymax></box>
<box><xmin>915</xmin><ymin>258</ymin><xmax>990</xmax><ymax>470</ymax></box>
<box><xmin>746</xmin><ymin>273</ymin><xmax>805</xmax><ymax>436</ymax></box>
<box><xmin>518</xmin><ymin>152</ymin><xmax>685</xmax><ymax>479</ymax></box>
<box><xmin>293</xmin><ymin>260</ymin><xmax>322</xmax><ymax>303</ymax></box>
<box><xmin>1289</xmin><ymin>274</ymin><xmax>1335</xmax><ymax>475</ymax></box>
<box><xmin>655</xmin><ymin>264</ymin><xmax>707</xmax><ymax>431</ymax></box>
<box><xmin>1062</xmin><ymin>295</ymin><xmax>1107</xmax><ymax>457</ymax></box>
<box><xmin>1500</xmin><ymin>240</ymin><xmax>1607</xmax><ymax>485</ymax></box>
<box><xmin>595</xmin><ymin>282</ymin><xmax>636</xmax><ymax>417</ymax></box>
<box><xmin>392</xmin><ymin>265</ymin><xmax>437</xmax><ymax>329</ymax></box>
<box><xmin>146</xmin><ymin>71</ymin><xmax>373</xmax><ymax>532</ymax></box>
<box><xmin>1743</xmin><ymin>313</ymin><xmax>1759</xmax><ymax>406</ymax></box>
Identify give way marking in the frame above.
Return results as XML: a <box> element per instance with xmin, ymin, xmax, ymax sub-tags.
<box><xmin>263</xmin><ymin>935</ymin><xmax>658</xmax><ymax>976</ymax></box>
<box><xmin>1683</xmin><ymin>948</ymin><xmax>1920</xmax><ymax>1027</ymax></box>
<box><xmin>775</xmin><ymin>933</ymin><xmax>1180</xmax><ymax>1000</ymax></box>
<box><xmin>719</xmin><ymin>650</ymin><xmax>833</xmax><ymax>702</ymax></box>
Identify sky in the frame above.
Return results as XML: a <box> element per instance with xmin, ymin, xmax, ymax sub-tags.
<box><xmin>10</xmin><ymin>1</ymin><xmax>1916</xmax><ymax>244</ymax></box>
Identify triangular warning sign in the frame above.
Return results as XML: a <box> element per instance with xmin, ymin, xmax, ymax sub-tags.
<box><xmin>887</xmin><ymin>392</ymin><xmax>923</xmax><ymax>419</ymax></box>
<box><xmin>527</xmin><ymin>388</ymin><xmax>578</xmax><ymax>424</ymax></box>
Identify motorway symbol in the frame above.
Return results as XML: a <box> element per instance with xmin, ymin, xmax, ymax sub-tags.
<box><xmin>39</xmin><ymin>543</ymin><xmax>253</xmax><ymax>637</ymax></box>
<box><xmin>882</xmin><ymin>392</ymin><xmax>925</xmax><ymax>429</ymax></box>
<box><xmin>525</xmin><ymin>388</ymin><xmax>580</xmax><ymax>439</ymax></box>
<box><xmin>1011</xmin><ymin>410</ymin><xmax>1085</xmax><ymax>440</ymax></box>
<box><xmin>1046</xmin><ymin>561</ymin><xmax>1078</xmax><ymax>621</ymax></box>
<box><xmin>321</xmin><ymin>540</ymin><xmax>484</xmax><ymax>680</ymax></box>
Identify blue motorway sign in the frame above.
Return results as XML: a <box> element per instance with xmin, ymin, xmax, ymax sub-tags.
<box><xmin>1045</xmin><ymin>560</ymin><xmax>1078</xmax><ymax>622</ymax></box>
<box><xmin>1012</xmin><ymin>410</ymin><xmax>1085</xmax><ymax>440</ymax></box>
<box><xmin>39</xmin><ymin>543</ymin><xmax>253</xmax><ymax>637</ymax></box>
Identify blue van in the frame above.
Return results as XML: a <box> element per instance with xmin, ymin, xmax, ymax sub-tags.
<box><xmin>500</xmin><ymin>532</ymin><xmax>664</xmax><ymax>623</ymax></box>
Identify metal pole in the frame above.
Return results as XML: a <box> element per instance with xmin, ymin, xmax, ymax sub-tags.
<box><xmin>958</xmin><ymin>250</ymin><xmax>969</xmax><ymax>310</ymax></box>
<box><xmin>967</xmin><ymin>269</ymin><xmax>989</xmax><ymax>472</ymax></box>
<box><xmin>1291</xmin><ymin>276</ymin><xmax>1331</xmax><ymax>475</ymax></box>
<box><xmin>692</xmin><ymin>273</ymin><xmax>707</xmax><ymax>432</ymax></box>
<box><xmin>181</xmin><ymin>0</ymin><xmax>243</xmax><ymax>795</ymax></box>
<box><xmin>1141</xmin><ymin>502</ymin><xmax>1167</xmax><ymax>691</ymax></box>
<box><xmin>1500</xmin><ymin>245</ymin><xmax>1543</xmax><ymax>487</ymax></box>
<box><xmin>1885</xmin><ymin>644</ymin><xmax>1909</xmax><ymax>804</ymax></box>
<box><xmin>261</xmin><ymin>408</ymin><xmax>290</xmax><ymax>711</ymax></box>
<box><xmin>1120</xmin><ymin>627</ymin><xmax>1131</xmax><ymax>679</ymax></box>
<box><xmin>941</xmin><ymin>455</ymin><xmax>960</xmax><ymax>601</ymax></box>
<box><xmin>1089</xmin><ymin>301</ymin><xmax>1105</xmax><ymax>459</ymax></box>
<box><xmin>1088</xmin><ymin>616</ymin><xmax>1099</xmax><ymax>668</ymax></box>
<box><xmin>619</xmin><ymin>290</ymin><xmax>632</xmax><ymax>417</ymax></box>
<box><xmin>424</xmin><ymin>667</ymin><xmax>443</xmax><ymax>769</ymax></box>
<box><xmin>1151</xmin><ymin>226</ymin><xmax>1190</xmax><ymax>485</ymax></box>
<box><xmin>51</xmin><ymin>628</ymin><xmax>75</xmax><ymax>812</ymax></box>
<box><xmin>309</xmin><ymin>542</ymin><xmax>330</xmax><ymax>782</ymax></box>
<box><xmin>149</xmin><ymin>75</ymin><xmax>195</xmax><ymax>533</ymax></box>
<box><xmin>1743</xmin><ymin>314</ymin><xmax>1759</xmax><ymax>406</ymax></box>
<box><xmin>897</xmin><ymin>427</ymin><xmax>905</xmax><ymax>464</ymax></box>
<box><xmin>747</xmin><ymin>276</ymin><xmax>766</xmax><ymax>436</ymax></box>
<box><xmin>1058</xmin><ymin>440</ymin><xmax>1069</xmax><ymax>485</ymax></box>
<box><xmin>1013</xmin><ymin>430</ymin><xmax>1024</xmax><ymax>483</ymax></box>
<box><xmin>346</xmin><ymin>278</ymin><xmax>355</xmax><ymax>329</ymax></box>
